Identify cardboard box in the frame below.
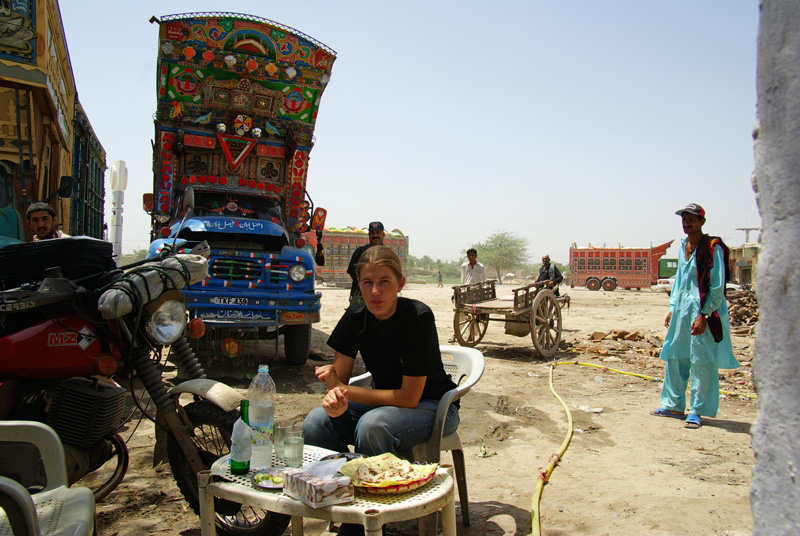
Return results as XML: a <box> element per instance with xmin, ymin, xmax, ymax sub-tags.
<box><xmin>282</xmin><ymin>467</ymin><xmax>354</xmax><ymax>508</ymax></box>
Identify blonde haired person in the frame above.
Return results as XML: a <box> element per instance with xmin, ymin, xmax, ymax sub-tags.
<box><xmin>303</xmin><ymin>245</ymin><xmax>459</xmax><ymax>456</ymax></box>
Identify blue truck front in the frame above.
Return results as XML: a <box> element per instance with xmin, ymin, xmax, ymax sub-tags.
<box><xmin>149</xmin><ymin>211</ymin><xmax>320</xmax><ymax>366</ymax></box>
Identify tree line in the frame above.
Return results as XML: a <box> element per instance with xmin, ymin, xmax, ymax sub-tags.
<box><xmin>406</xmin><ymin>230</ymin><xmax>569</xmax><ymax>283</ymax></box>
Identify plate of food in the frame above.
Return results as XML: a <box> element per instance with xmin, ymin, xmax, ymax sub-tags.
<box><xmin>320</xmin><ymin>452</ymin><xmax>365</xmax><ymax>462</ymax></box>
<box><xmin>339</xmin><ymin>453</ymin><xmax>437</xmax><ymax>495</ymax></box>
<box><xmin>251</xmin><ymin>470</ymin><xmax>284</xmax><ymax>489</ymax></box>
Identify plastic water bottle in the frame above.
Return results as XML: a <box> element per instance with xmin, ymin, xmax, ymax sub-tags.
<box><xmin>248</xmin><ymin>364</ymin><xmax>275</xmax><ymax>470</ymax></box>
<box><xmin>230</xmin><ymin>400</ymin><xmax>252</xmax><ymax>475</ymax></box>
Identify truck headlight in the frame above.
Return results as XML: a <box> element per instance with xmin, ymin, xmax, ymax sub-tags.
<box><xmin>288</xmin><ymin>264</ymin><xmax>307</xmax><ymax>282</ymax></box>
<box><xmin>146</xmin><ymin>300</ymin><xmax>187</xmax><ymax>345</ymax></box>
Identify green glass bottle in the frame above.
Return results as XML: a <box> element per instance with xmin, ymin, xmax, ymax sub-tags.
<box><xmin>230</xmin><ymin>400</ymin><xmax>251</xmax><ymax>475</ymax></box>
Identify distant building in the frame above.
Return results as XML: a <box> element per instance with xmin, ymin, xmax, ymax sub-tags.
<box><xmin>728</xmin><ymin>243</ymin><xmax>759</xmax><ymax>285</ymax></box>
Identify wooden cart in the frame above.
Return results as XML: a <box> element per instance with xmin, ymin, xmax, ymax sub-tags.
<box><xmin>452</xmin><ymin>280</ymin><xmax>569</xmax><ymax>358</ymax></box>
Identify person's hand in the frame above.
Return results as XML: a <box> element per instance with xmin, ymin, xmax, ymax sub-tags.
<box><xmin>664</xmin><ymin>312</ymin><xmax>672</xmax><ymax>328</ymax></box>
<box><xmin>691</xmin><ymin>315</ymin><xmax>707</xmax><ymax>336</ymax></box>
<box><xmin>321</xmin><ymin>386</ymin><xmax>349</xmax><ymax>418</ymax></box>
<box><xmin>315</xmin><ymin>365</ymin><xmax>343</xmax><ymax>390</ymax></box>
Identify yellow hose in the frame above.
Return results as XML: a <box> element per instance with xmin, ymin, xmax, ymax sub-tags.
<box><xmin>529</xmin><ymin>359</ymin><xmax>755</xmax><ymax>535</ymax></box>
<box><xmin>530</xmin><ymin>364</ymin><xmax>573</xmax><ymax>536</ymax></box>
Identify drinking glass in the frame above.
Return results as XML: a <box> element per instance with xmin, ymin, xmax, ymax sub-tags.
<box><xmin>284</xmin><ymin>427</ymin><xmax>305</xmax><ymax>468</ymax></box>
<box><xmin>273</xmin><ymin>421</ymin><xmax>290</xmax><ymax>464</ymax></box>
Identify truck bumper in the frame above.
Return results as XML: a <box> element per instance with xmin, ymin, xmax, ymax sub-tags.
<box><xmin>184</xmin><ymin>288</ymin><xmax>321</xmax><ymax>328</ymax></box>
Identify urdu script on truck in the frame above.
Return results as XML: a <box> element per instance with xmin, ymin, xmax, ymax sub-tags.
<box><xmin>144</xmin><ymin>13</ymin><xmax>335</xmax><ymax>369</ymax></box>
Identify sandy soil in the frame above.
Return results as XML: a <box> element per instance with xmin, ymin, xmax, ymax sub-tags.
<box><xmin>87</xmin><ymin>283</ymin><xmax>756</xmax><ymax>536</ymax></box>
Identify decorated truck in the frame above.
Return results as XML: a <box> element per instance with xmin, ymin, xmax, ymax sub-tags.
<box><xmin>0</xmin><ymin>0</ymin><xmax>106</xmax><ymax>246</ymax></box>
<box><xmin>303</xmin><ymin>227</ymin><xmax>409</xmax><ymax>286</ymax></box>
<box><xmin>569</xmin><ymin>241</ymin><xmax>673</xmax><ymax>291</ymax></box>
<box><xmin>144</xmin><ymin>13</ymin><xmax>335</xmax><ymax>367</ymax></box>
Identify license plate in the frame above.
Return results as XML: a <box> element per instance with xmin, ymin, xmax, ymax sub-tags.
<box><xmin>210</xmin><ymin>297</ymin><xmax>248</xmax><ymax>306</ymax></box>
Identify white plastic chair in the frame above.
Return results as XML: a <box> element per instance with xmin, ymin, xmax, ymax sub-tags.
<box><xmin>349</xmin><ymin>345</ymin><xmax>485</xmax><ymax>528</ymax></box>
<box><xmin>0</xmin><ymin>421</ymin><xmax>95</xmax><ymax>536</ymax></box>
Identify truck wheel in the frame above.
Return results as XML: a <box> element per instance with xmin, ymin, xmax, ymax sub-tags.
<box><xmin>586</xmin><ymin>278</ymin><xmax>601</xmax><ymax>291</ymax></box>
<box><xmin>283</xmin><ymin>325</ymin><xmax>311</xmax><ymax>366</ymax></box>
<box><xmin>601</xmin><ymin>279</ymin><xmax>617</xmax><ymax>291</ymax></box>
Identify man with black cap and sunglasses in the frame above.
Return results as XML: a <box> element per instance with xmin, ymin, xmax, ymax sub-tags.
<box><xmin>346</xmin><ymin>221</ymin><xmax>385</xmax><ymax>304</ymax></box>
<box><xmin>650</xmin><ymin>203</ymin><xmax>739</xmax><ymax>430</ymax></box>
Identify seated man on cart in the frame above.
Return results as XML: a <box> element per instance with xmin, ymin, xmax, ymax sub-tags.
<box><xmin>536</xmin><ymin>255</ymin><xmax>563</xmax><ymax>296</ymax></box>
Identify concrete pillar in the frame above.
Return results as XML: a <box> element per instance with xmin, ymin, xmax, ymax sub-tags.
<box><xmin>751</xmin><ymin>1</ymin><xmax>800</xmax><ymax>533</ymax></box>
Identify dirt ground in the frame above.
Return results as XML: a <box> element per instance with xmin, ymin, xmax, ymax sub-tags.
<box><xmin>87</xmin><ymin>283</ymin><xmax>756</xmax><ymax>536</ymax></box>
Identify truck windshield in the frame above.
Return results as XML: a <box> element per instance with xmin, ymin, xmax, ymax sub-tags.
<box><xmin>193</xmin><ymin>192</ymin><xmax>282</xmax><ymax>221</ymax></box>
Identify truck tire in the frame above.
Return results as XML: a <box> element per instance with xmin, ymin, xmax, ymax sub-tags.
<box><xmin>283</xmin><ymin>324</ymin><xmax>311</xmax><ymax>366</ymax></box>
<box><xmin>586</xmin><ymin>278</ymin><xmax>601</xmax><ymax>291</ymax></box>
<box><xmin>601</xmin><ymin>278</ymin><xmax>617</xmax><ymax>291</ymax></box>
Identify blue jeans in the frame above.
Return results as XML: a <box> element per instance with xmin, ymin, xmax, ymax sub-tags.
<box><xmin>302</xmin><ymin>400</ymin><xmax>460</xmax><ymax>457</ymax></box>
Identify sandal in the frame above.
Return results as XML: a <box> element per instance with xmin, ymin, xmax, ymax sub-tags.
<box><xmin>650</xmin><ymin>408</ymin><xmax>684</xmax><ymax>419</ymax></box>
<box><xmin>684</xmin><ymin>414</ymin><xmax>702</xmax><ymax>429</ymax></box>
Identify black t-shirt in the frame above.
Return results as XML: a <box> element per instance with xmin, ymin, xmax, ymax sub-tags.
<box><xmin>327</xmin><ymin>297</ymin><xmax>458</xmax><ymax>404</ymax></box>
<box><xmin>347</xmin><ymin>243</ymin><xmax>373</xmax><ymax>296</ymax></box>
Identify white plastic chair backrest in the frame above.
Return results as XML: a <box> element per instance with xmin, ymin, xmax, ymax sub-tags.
<box><xmin>438</xmin><ymin>345</ymin><xmax>484</xmax><ymax>402</ymax></box>
<box><xmin>0</xmin><ymin>421</ymin><xmax>68</xmax><ymax>491</ymax></box>
<box><xmin>348</xmin><ymin>345</ymin><xmax>485</xmax><ymax>394</ymax></box>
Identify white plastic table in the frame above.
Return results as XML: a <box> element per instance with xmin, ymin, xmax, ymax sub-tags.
<box><xmin>197</xmin><ymin>447</ymin><xmax>455</xmax><ymax>536</ymax></box>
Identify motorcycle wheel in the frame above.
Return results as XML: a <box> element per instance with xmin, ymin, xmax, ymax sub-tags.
<box><xmin>166</xmin><ymin>400</ymin><xmax>291</xmax><ymax>536</ymax></box>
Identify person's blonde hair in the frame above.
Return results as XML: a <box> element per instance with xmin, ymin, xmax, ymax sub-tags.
<box><xmin>357</xmin><ymin>245</ymin><xmax>404</xmax><ymax>281</ymax></box>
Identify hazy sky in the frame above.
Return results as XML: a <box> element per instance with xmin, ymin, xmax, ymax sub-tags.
<box><xmin>60</xmin><ymin>1</ymin><xmax>760</xmax><ymax>264</ymax></box>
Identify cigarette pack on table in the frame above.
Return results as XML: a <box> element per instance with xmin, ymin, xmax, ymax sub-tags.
<box><xmin>282</xmin><ymin>459</ymin><xmax>354</xmax><ymax>508</ymax></box>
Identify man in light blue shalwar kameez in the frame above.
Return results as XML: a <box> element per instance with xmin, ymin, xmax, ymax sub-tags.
<box><xmin>651</xmin><ymin>203</ymin><xmax>739</xmax><ymax>429</ymax></box>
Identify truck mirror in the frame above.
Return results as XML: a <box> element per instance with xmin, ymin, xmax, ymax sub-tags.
<box><xmin>181</xmin><ymin>187</ymin><xmax>195</xmax><ymax>214</ymax></box>
<box><xmin>45</xmin><ymin>176</ymin><xmax>74</xmax><ymax>203</ymax></box>
<box><xmin>57</xmin><ymin>176</ymin><xmax>74</xmax><ymax>198</ymax></box>
<box><xmin>143</xmin><ymin>193</ymin><xmax>154</xmax><ymax>212</ymax></box>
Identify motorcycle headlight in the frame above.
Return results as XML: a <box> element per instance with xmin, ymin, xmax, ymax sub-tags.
<box><xmin>146</xmin><ymin>300</ymin><xmax>187</xmax><ymax>345</ymax></box>
<box><xmin>288</xmin><ymin>264</ymin><xmax>307</xmax><ymax>282</ymax></box>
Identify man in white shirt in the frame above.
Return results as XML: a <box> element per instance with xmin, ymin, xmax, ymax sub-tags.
<box><xmin>449</xmin><ymin>248</ymin><xmax>486</xmax><ymax>342</ymax></box>
<box><xmin>460</xmin><ymin>248</ymin><xmax>486</xmax><ymax>284</ymax></box>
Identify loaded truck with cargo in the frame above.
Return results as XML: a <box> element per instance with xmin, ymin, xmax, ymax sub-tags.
<box><xmin>569</xmin><ymin>241</ymin><xmax>673</xmax><ymax>291</ymax></box>
<box><xmin>303</xmin><ymin>227</ymin><xmax>409</xmax><ymax>286</ymax></box>
<box><xmin>144</xmin><ymin>12</ymin><xmax>335</xmax><ymax>367</ymax></box>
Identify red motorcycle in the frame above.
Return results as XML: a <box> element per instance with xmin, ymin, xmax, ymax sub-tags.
<box><xmin>0</xmin><ymin>191</ymin><xmax>290</xmax><ymax>536</ymax></box>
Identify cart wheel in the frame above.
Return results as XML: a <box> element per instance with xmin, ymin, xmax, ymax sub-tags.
<box><xmin>453</xmin><ymin>310</ymin><xmax>488</xmax><ymax>347</ymax></box>
<box><xmin>586</xmin><ymin>278</ymin><xmax>601</xmax><ymax>291</ymax></box>
<box><xmin>601</xmin><ymin>278</ymin><xmax>617</xmax><ymax>291</ymax></box>
<box><xmin>530</xmin><ymin>289</ymin><xmax>562</xmax><ymax>358</ymax></box>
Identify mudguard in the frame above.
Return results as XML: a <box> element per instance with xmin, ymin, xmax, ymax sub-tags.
<box><xmin>152</xmin><ymin>379</ymin><xmax>244</xmax><ymax>467</ymax></box>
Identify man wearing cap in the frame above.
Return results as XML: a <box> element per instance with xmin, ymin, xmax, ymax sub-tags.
<box><xmin>26</xmin><ymin>202</ymin><xmax>69</xmax><ymax>241</ymax></box>
<box><xmin>650</xmin><ymin>203</ymin><xmax>738</xmax><ymax>429</ymax></box>
<box><xmin>346</xmin><ymin>221</ymin><xmax>385</xmax><ymax>304</ymax></box>
<box><xmin>536</xmin><ymin>254</ymin><xmax>563</xmax><ymax>296</ymax></box>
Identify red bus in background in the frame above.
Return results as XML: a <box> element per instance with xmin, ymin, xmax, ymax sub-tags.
<box><xmin>569</xmin><ymin>241</ymin><xmax>673</xmax><ymax>291</ymax></box>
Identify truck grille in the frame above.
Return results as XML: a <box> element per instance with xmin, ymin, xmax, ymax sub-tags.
<box><xmin>210</xmin><ymin>258</ymin><xmax>263</xmax><ymax>281</ymax></box>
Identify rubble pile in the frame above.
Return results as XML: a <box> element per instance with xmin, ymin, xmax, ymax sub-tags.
<box><xmin>727</xmin><ymin>289</ymin><xmax>758</xmax><ymax>336</ymax></box>
<box><xmin>576</xmin><ymin>326</ymin><xmax>755</xmax><ymax>394</ymax></box>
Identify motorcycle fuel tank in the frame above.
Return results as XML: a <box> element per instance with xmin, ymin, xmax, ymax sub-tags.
<box><xmin>0</xmin><ymin>314</ymin><xmax>119</xmax><ymax>378</ymax></box>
